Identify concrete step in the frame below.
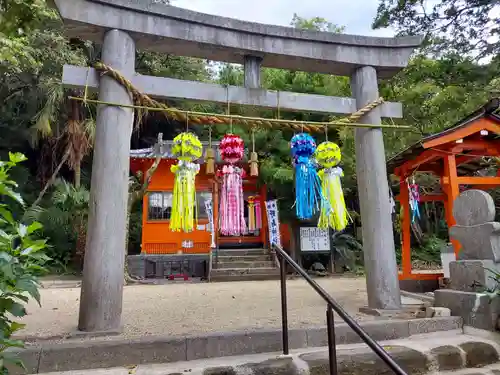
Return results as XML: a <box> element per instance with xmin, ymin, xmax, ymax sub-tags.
<box><xmin>210</xmin><ymin>267</ymin><xmax>279</xmax><ymax>276</ymax></box>
<box><xmin>216</xmin><ymin>248</ymin><xmax>268</xmax><ymax>257</ymax></box>
<box><xmin>216</xmin><ymin>261</ymin><xmax>274</xmax><ymax>269</ymax></box>
<box><xmin>210</xmin><ymin>273</ymin><xmax>281</xmax><ymax>282</ymax></box>
<box><xmin>30</xmin><ymin>318</ymin><xmax>497</xmax><ymax>375</ymax></box>
<box><xmin>216</xmin><ymin>255</ymin><xmax>272</xmax><ymax>262</ymax></box>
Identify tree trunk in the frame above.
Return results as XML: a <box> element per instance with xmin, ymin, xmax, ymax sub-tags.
<box><xmin>74</xmin><ymin>161</ymin><xmax>81</xmax><ymax>188</ymax></box>
<box><xmin>29</xmin><ymin>149</ymin><xmax>70</xmax><ymax>210</ymax></box>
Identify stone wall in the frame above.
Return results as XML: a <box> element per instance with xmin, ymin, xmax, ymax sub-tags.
<box><xmin>127</xmin><ymin>254</ymin><xmax>209</xmax><ymax>279</ymax></box>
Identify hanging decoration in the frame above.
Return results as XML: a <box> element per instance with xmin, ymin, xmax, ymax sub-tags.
<box><xmin>408</xmin><ymin>178</ymin><xmax>420</xmax><ymax>223</ymax></box>
<box><xmin>255</xmin><ymin>196</ymin><xmax>262</xmax><ymax>230</ymax></box>
<box><xmin>290</xmin><ymin>133</ymin><xmax>322</xmax><ymax>220</ymax></box>
<box><xmin>249</xmin><ymin>128</ymin><xmax>259</xmax><ymax>177</ymax></box>
<box><xmin>247</xmin><ymin>195</ymin><xmax>263</xmax><ymax>232</ymax></box>
<box><xmin>265</xmin><ymin>199</ymin><xmax>282</xmax><ymax>247</ymax></box>
<box><xmin>205</xmin><ymin>126</ymin><xmax>215</xmax><ymax>175</ymax></box>
<box><xmin>204</xmin><ymin>198</ymin><xmax>216</xmax><ymax>248</ymax></box>
<box><xmin>315</xmin><ymin>141</ymin><xmax>348</xmax><ymax>231</ymax></box>
<box><xmin>388</xmin><ymin>181</ymin><xmax>396</xmax><ymax>215</ymax></box>
<box><xmin>248</xmin><ymin>196</ymin><xmax>257</xmax><ymax>232</ymax></box>
<box><xmin>218</xmin><ymin>134</ymin><xmax>247</xmax><ymax>236</ymax></box>
<box><xmin>169</xmin><ymin>132</ymin><xmax>203</xmax><ymax>232</ymax></box>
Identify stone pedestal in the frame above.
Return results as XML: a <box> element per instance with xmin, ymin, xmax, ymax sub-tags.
<box><xmin>435</xmin><ymin>290</ymin><xmax>500</xmax><ymax>331</ymax></box>
<box><xmin>434</xmin><ymin>190</ymin><xmax>500</xmax><ymax>331</ymax></box>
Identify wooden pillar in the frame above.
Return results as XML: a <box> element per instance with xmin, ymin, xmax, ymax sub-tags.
<box><xmin>350</xmin><ymin>66</ymin><xmax>401</xmax><ymax>310</ymax></box>
<box><xmin>78</xmin><ymin>29</ymin><xmax>135</xmax><ymax>332</ymax></box>
<box><xmin>399</xmin><ymin>177</ymin><xmax>412</xmax><ymax>278</ymax></box>
<box><xmin>443</xmin><ymin>154</ymin><xmax>460</xmax><ymax>255</ymax></box>
<box><xmin>260</xmin><ymin>185</ymin><xmax>268</xmax><ymax>247</ymax></box>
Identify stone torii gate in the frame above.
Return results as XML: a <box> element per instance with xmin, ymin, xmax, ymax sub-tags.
<box><xmin>49</xmin><ymin>0</ymin><xmax>422</xmax><ymax>332</ymax></box>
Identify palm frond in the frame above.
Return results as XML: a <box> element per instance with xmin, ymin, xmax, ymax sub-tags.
<box><xmin>31</xmin><ymin>80</ymin><xmax>64</xmax><ymax>147</ymax></box>
<box><xmin>64</xmin><ymin>119</ymin><xmax>90</xmax><ymax>170</ymax></box>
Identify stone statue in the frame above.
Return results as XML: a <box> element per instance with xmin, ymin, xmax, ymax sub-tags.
<box><xmin>435</xmin><ymin>189</ymin><xmax>500</xmax><ymax>331</ymax></box>
<box><xmin>450</xmin><ymin>189</ymin><xmax>500</xmax><ymax>262</ymax></box>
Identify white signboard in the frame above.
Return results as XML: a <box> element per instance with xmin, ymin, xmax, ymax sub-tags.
<box><xmin>300</xmin><ymin>227</ymin><xmax>330</xmax><ymax>252</ymax></box>
<box><xmin>265</xmin><ymin>200</ymin><xmax>281</xmax><ymax>248</ymax></box>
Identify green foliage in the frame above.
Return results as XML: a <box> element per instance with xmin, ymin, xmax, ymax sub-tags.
<box><xmin>331</xmin><ymin>232</ymin><xmax>363</xmax><ymax>272</ymax></box>
<box><xmin>373</xmin><ymin>0</ymin><xmax>499</xmax><ymax>60</ymax></box>
<box><xmin>28</xmin><ymin>180</ymin><xmax>89</xmax><ymax>271</ymax></box>
<box><xmin>0</xmin><ymin>152</ymin><xmax>48</xmax><ymax>373</ymax></box>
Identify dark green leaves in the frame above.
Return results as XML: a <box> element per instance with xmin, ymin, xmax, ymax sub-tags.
<box><xmin>0</xmin><ymin>153</ymin><xmax>48</xmax><ymax>373</ymax></box>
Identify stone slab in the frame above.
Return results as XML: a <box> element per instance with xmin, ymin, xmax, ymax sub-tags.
<box><xmin>38</xmin><ymin>336</ymin><xmax>187</xmax><ymax>373</ymax></box>
<box><xmin>51</xmin><ymin>1</ymin><xmax>422</xmax><ymax>78</ymax></box>
<box><xmin>62</xmin><ymin>65</ymin><xmax>404</xmax><ymax>117</ymax></box>
<box><xmin>32</xmin><ymin>331</ymin><xmax>500</xmax><ymax>375</ymax></box>
<box><xmin>408</xmin><ymin>316</ymin><xmax>462</xmax><ymax>335</ymax></box>
<box><xmin>449</xmin><ymin>260</ymin><xmax>500</xmax><ymax>292</ymax></box>
<box><xmin>301</xmin><ymin>345</ymin><xmax>431</xmax><ymax>375</ymax></box>
<box><xmin>20</xmin><ymin>317</ymin><xmax>462</xmax><ymax>373</ymax></box>
<box><xmin>186</xmin><ymin>329</ymin><xmax>307</xmax><ymax>361</ymax></box>
<box><xmin>434</xmin><ymin>289</ymin><xmax>500</xmax><ymax>331</ymax></box>
<box><xmin>6</xmin><ymin>347</ymin><xmax>41</xmax><ymax>375</ymax></box>
<box><xmin>306</xmin><ymin>319</ymin><xmax>410</xmax><ymax>347</ymax></box>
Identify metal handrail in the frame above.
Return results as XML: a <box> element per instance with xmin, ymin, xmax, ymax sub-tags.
<box><xmin>273</xmin><ymin>244</ymin><xmax>407</xmax><ymax>375</ymax></box>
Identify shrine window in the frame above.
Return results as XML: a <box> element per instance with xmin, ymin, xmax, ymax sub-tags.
<box><xmin>147</xmin><ymin>191</ymin><xmax>213</xmax><ymax>221</ymax></box>
<box><xmin>148</xmin><ymin>192</ymin><xmax>173</xmax><ymax>220</ymax></box>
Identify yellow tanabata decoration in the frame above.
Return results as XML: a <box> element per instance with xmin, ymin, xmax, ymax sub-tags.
<box><xmin>170</xmin><ymin>132</ymin><xmax>203</xmax><ymax>232</ymax></box>
<box><xmin>315</xmin><ymin>141</ymin><xmax>348</xmax><ymax>231</ymax></box>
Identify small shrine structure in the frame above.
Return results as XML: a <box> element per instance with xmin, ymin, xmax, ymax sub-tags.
<box><xmin>128</xmin><ymin>140</ymin><xmax>291</xmax><ymax>279</ymax></box>
<box><xmin>387</xmin><ymin>98</ymin><xmax>500</xmax><ymax>283</ymax></box>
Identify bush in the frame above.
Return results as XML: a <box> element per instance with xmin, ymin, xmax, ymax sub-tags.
<box><xmin>0</xmin><ymin>153</ymin><xmax>49</xmax><ymax>373</ymax></box>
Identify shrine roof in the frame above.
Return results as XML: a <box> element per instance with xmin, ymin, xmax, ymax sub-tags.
<box><xmin>130</xmin><ymin>141</ymin><xmax>221</xmax><ymax>163</ymax></box>
<box><xmin>387</xmin><ymin>98</ymin><xmax>500</xmax><ymax>176</ymax></box>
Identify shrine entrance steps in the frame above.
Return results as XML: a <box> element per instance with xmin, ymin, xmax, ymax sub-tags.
<box><xmin>211</xmin><ymin>248</ymin><xmax>279</xmax><ymax>282</ymax></box>
<box><xmin>28</xmin><ymin>321</ymin><xmax>500</xmax><ymax>375</ymax></box>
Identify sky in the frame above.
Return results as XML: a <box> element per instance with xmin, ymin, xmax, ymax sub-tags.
<box><xmin>171</xmin><ymin>0</ymin><xmax>395</xmax><ymax>37</ymax></box>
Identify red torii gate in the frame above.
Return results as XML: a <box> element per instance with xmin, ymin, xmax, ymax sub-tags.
<box><xmin>387</xmin><ymin>98</ymin><xmax>500</xmax><ymax>282</ymax></box>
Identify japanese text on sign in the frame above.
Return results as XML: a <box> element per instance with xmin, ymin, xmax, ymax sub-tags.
<box><xmin>300</xmin><ymin>227</ymin><xmax>330</xmax><ymax>252</ymax></box>
<box><xmin>265</xmin><ymin>200</ymin><xmax>281</xmax><ymax>248</ymax></box>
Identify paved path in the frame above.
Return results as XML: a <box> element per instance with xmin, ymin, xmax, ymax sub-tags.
<box><xmin>19</xmin><ymin>277</ymin><xmax>381</xmax><ymax>342</ymax></box>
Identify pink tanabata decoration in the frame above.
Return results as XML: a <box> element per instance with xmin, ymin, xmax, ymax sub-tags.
<box><xmin>218</xmin><ymin>134</ymin><xmax>247</xmax><ymax>236</ymax></box>
<box><xmin>255</xmin><ymin>196</ymin><xmax>262</xmax><ymax>230</ymax></box>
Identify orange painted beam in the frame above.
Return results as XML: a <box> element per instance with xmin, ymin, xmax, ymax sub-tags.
<box><xmin>457</xmin><ymin>176</ymin><xmax>500</xmax><ymax>185</ymax></box>
<box><xmin>395</xmin><ymin>149</ymin><xmax>446</xmax><ymax>177</ymax></box>
<box><xmin>451</xmin><ymin>140</ymin><xmax>500</xmax><ymax>153</ymax></box>
<box><xmin>399</xmin><ymin>178</ymin><xmax>412</xmax><ymax>278</ymax></box>
<box><xmin>420</xmin><ymin>194</ymin><xmax>446</xmax><ymax>202</ymax></box>
<box><xmin>443</xmin><ymin>154</ymin><xmax>461</xmax><ymax>256</ymax></box>
<box><xmin>398</xmin><ymin>272</ymin><xmax>443</xmax><ymax>281</ymax></box>
<box><xmin>423</xmin><ymin>118</ymin><xmax>500</xmax><ymax>149</ymax></box>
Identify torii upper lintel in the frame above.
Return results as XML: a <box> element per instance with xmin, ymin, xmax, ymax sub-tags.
<box><xmin>50</xmin><ymin>0</ymin><xmax>422</xmax><ymax>78</ymax></box>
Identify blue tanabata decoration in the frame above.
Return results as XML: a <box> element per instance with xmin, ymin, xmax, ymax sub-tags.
<box><xmin>290</xmin><ymin>133</ymin><xmax>323</xmax><ymax>220</ymax></box>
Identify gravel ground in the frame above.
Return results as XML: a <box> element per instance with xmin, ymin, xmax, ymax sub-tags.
<box><xmin>18</xmin><ymin>277</ymin><xmax>376</xmax><ymax>341</ymax></box>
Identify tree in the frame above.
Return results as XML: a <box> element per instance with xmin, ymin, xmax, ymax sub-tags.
<box><xmin>373</xmin><ymin>0</ymin><xmax>500</xmax><ymax>60</ymax></box>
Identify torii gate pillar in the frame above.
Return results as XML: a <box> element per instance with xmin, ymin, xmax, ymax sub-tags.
<box><xmin>351</xmin><ymin>66</ymin><xmax>401</xmax><ymax>310</ymax></box>
<box><xmin>78</xmin><ymin>29</ymin><xmax>135</xmax><ymax>332</ymax></box>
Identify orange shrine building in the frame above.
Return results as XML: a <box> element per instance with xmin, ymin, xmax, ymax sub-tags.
<box><xmin>387</xmin><ymin>98</ymin><xmax>500</xmax><ymax>291</ymax></box>
<box><xmin>128</xmin><ymin>140</ymin><xmax>289</xmax><ymax>280</ymax></box>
